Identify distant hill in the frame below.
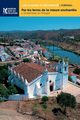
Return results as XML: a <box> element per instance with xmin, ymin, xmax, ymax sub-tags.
<box><xmin>0</xmin><ymin>29</ymin><xmax>80</xmax><ymax>42</ymax></box>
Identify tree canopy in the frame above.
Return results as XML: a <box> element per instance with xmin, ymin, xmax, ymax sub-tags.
<box><xmin>0</xmin><ymin>84</ymin><xmax>9</xmax><ymax>98</ymax></box>
<box><xmin>23</xmin><ymin>58</ymin><xmax>31</xmax><ymax>62</ymax></box>
<box><xmin>73</xmin><ymin>67</ymin><xmax>80</xmax><ymax>75</ymax></box>
<box><xmin>0</xmin><ymin>65</ymin><xmax>8</xmax><ymax>84</ymax></box>
<box><xmin>8</xmin><ymin>85</ymin><xmax>18</xmax><ymax>95</ymax></box>
<box><xmin>57</xmin><ymin>92</ymin><xmax>76</xmax><ymax>109</ymax></box>
<box><xmin>42</xmin><ymin>96</ymin><xmax>48</xmax><ymax>103</ymax></box>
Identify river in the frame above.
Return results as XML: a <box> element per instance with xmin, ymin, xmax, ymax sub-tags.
<box><xmin>46</xmin><ymin>45</ymin><xmax>80</xmax><ymax>65</ymax></box>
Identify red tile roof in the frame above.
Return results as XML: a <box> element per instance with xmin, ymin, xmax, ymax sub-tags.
<box><xmin>13</xmin><ymin>62</ymin><xmax>54</xmax><ymax>83</ymax></box>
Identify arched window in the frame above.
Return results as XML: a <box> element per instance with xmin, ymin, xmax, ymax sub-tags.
<box><xmin>40</xmin><ymin>83</ymin><xmax>42</xmax><ymax>86</ymax></box>
<box><xmin>49</xmin><ymin>80</ymin><xmax>52</xmax><ymax>83</ymax></box>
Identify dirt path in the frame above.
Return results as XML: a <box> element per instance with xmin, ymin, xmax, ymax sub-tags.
<box><xmin>0</xmin><ymin>109</ymin><xmax>35</xmax><ymax>120</ymax></box>
<box><xmin>0</xmin><ymin>101</ymin><xmax>43</xmax><ymax>120</ymax></box>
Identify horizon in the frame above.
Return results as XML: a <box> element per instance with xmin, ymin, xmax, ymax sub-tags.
<box><xmin>0</xmin><ymin>17</ymin><xmax>80</xmax><ymax>31</ymax></box>
<box><xmin>0</xmin><ymin>28</ymin><xmax>80</xmax><ymax>32</ymax></box>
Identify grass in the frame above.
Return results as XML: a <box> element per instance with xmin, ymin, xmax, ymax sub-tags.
<box><xmin>33</xmin><ymin>103</ymin><xmax>39</xmax><ymax>112</ymax></box>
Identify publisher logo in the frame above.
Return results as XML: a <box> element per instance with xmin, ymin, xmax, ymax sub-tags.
<box><xmin>0</xmin><ymin>0</ymin><xmax>19</xmax><ymax>16</ymax></box>
<box><xmin>3</xmin><ymin>8</ymin><xmax>18</xmax><ymax>15</ymax></box>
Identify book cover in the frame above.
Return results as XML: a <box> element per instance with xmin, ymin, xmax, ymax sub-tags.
<box><xmin>0</xmin><ymin>0</ymin><xmax>80</xmax><ymax>120</ymax></box>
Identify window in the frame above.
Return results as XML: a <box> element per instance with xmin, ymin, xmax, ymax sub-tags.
<box><xmin>49</xmin><ymin>80</ymin><xmax>52</xmax><ymax>83</ymax></box>
<box><xmin>50</xmin><ymin>85</ymin><xmax>53</xmax><ymax>91</ymax></box>
<box><xmin>65</xmin><ymin>67</ymin><xmax>67</xmax><ymax>71</ymax></box>
<box><xmin>40</xmin><ymin>83</ymin><xmax>42</xmax><ymax>86</ymax></box>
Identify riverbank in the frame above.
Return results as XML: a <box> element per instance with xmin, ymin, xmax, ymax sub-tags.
<box><xmin>52</xmin><ymin>42</ymin><xmax>80</xmax><ymax>56</ymax></box>
<box><xmin>45</xmin><ymin>45</ymin><xmax>80</xmax><ymax>65</ymax></box>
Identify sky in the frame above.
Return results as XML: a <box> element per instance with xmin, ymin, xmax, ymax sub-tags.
<box><xmin>0</xmin><ymin>17</ymin><xmax>80</xmax><ymax>31</ymax></box>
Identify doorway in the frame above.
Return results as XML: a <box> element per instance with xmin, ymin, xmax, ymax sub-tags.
<box><xmin>50</xmin><ymin>84</ymin><xmax>53</xmax><ymax>92</ymax></box>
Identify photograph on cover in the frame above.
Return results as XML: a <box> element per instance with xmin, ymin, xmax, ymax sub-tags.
<box><xmin>0</xmin><ymin>16</ymin><xmax>80</xmax><ymax>120</ymax></box>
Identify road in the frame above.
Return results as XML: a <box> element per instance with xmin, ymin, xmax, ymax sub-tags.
<box><xmin>0</xmin><ymin>54</ymin><xmax>34</xmax><ymax>65</ymax></box>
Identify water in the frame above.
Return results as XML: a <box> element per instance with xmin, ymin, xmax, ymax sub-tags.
<box><xmin>46</xmin><ymin>45</ymin><xmax>80</xmax><ymax>65</ymax></box>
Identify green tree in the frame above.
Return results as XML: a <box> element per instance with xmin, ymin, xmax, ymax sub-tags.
<box><xmin>0</xmin><ymin>84</ymin><xmax>9</xmax><ymax>98</ymax></box>
<box><xmin>23</xmin><ymin>58</ymin><xmax>31</xmax><ymax>62</ymax></box>
<box><xmin>42</xmin><ymin>96</ymin><xmax>48</xmax><ymax>103</ymax></box>
<box><xmin>68</xmin><ymin>76</ymin><xmax>73</xmax><ymax>82</ymax></box>
<box><xmin>57</xmin><ymin>92</ymin><xmax>76</xmax><ymax>114</ymax></box>
<box><xmin>42</xmin><ymin>103</ymin><xmax>47</xmax><ymax>109</ymax></box>
<box><xmin>8</xmin><ymin>85</ymin><xmax>18</xmax><ymax>95</ymax></box>
<box><xmin>0</xmin><ymin>65</ymin><xmax>8</xmax><ymax>84</ymax></box>
<box><xmin>73</xmin><ymin>68</ymin><xmax>80</xmax><ymax>75</ymax></box>
<box><xmin>14</xmin><ymin>62</ymin><xmax>20</xmax><ymax>66</ymax></box>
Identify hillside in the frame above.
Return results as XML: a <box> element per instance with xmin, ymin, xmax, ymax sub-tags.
<box><xmin>0</xmin><ymin>97</ymin><xmax>79</xmax><ymax>120</ymax></box>
<box><xmin>0</xmin><ymin>29</ymin><xmax>80</xmax><ymax>41</ymax></box>
<box><xmin>0</xmin><ymin>29</ymin><xmax>80</xmax><ymax>55</ymax></box>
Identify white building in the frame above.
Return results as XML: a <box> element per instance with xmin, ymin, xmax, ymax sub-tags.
<box><xmin>0</xmin><ymin>46</ymin><xmax>10</xmax><ymax>61</ymax></box>
<box><xmin>8</xmin><ymin>60</ymin><xmax>68</xmax><ymax>98</ymax></box>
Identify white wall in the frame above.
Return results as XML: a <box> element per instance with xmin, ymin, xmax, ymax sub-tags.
<box><xmin>8</xmin><ymin>94</ymin><xmax>28</xmax><ymax>101</ymax></box>
<box><xmin>29</xmin><ymin>71</ymin><xmax>50</xmax><ymax>98</ymax></box>
<box><xmin>28</xmin><ymin>72</ymin><xmax>62</xmax><ymax>98</ymax></box>
<box><xmin>8</xmin><ymin>71</ymin><xmax>28</xmax><ymax>95</ymax></box>
<box><xmin>28</xmin><ymin>76</ymin><xmax>42</xmax><ymax>98</ymax></box>
<box><xmin>8</xmin><ymin>60</ymin><xmax>68</xmax><ymax>99</ymax></box>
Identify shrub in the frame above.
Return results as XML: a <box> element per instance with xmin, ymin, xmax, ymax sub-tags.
<box><xmin>73</xmin><ymin>68</ymin><xmax>80</xmax><ymax>75</ymax></box>
<box><xmin>0</xmin><ymin>65</ymin><xmax>8</xmax><ymax>84</ymax></box>
<box><xmin>42</xmin><ymin>96</ymin><xmax>48</xmax><ymax>103</ymax></box>
<box><xmin>0</xmin><ymin>97</ymin><xmax>4</xmax><ymax>102</ymax></box>
<box><xmin>0</xmin><ymin>84</ymin><xmax>9</xmax><ymax>98</ymax></box>
<box><xmin>57</xmin><ymin>92</ymin><xmax>76</xmax><ymax>114</ymax></box>
<box><xmin>14</xmin><ymin>62</ymin><xmax>20</xmax><ymax>66</ymax></box>
<box><xmin>33</xmin><ymin>103</ymin><xmax>38</xmax><ymax>114</ymax></box>
<box><xmin>68</xmin><ymin>76</ymin><xmax>73</xmax><ymax>82</ymax></box>
<box><xmin>23</xmin><ymin>58</ymin><xmax>31</xmax><ymax>62</ymax></box>
<box><xmin>8</xmin><ymin>85</ymin><xmax>18</xmax><ymax>95</ymax></box>
<box><xmin>42</xmin><ymin>103</ymin><xmax>47</xmax><ymax>109</ymax></box>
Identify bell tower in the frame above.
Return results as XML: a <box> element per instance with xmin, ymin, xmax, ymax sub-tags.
<box><xmin>57</xmin><ymin>59</ymin><xmax>68</xmax><ymax>88</ymax></box>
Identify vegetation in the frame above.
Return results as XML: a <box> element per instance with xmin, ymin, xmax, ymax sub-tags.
<box><xmin>0</xmin><ymin>65</ymin><xmax>18</xmax><ymax>101</ymax></box>
<box><xmin>0</xmin><ymin>37</ymin><xmax>6</xmax><ymax>43</ymax></box>
<box><xmin>7</xmin><ymin>47</ymin><xmax>15</xmax><ymax>57</ymax></box>
<box><xmin>0</xmin><ymin>29</ymin><xmax>80</xmax><ymax>41</ymax></box>
<box><xmin>0</xmin><ymin>97</ymin><xmax>4</xmax><ymax>102</ymax></box>
<box><xmin>73</xmin><ymin>67</ymin><xmax>80</xmax><ymax>75</ymax></box>
<box><xmin>0</xmin><ymin>29</ymin><xmax>80</xmax><ymax>55</ymax></box>
<box><xmin>14</xmin><ymin>62</ymin><xmax>20</xmax><ymax>66</ymax></box>
<box><xmin>0</xmin><ymin>83</ymin><xmax>18</xmax><ymax>101</ymax></box>
<box><xmin>41</xmin><ymin>96</ymin><xmax>48</xmax><ymax>110</ymax></box>
<box><xmin>33</xmin><ymin>103</ymin><xmax>38</xmax><ymax>113</ymax></box>
<box><xmin>42</xmin><ymin>96</ymin><xmax>48</xmax><ymax>103</ymax></box>
<box><xmin>8</xmin><ymin>85</ymin><xmax>18</xmax><ymax>95</ymax></box>
<box><xmin>23</xmin><ymin>58</ymin><xmax>31</xmax><ymax>62</ymax></box>
<box><xmin>68</xmin><ymin>76</ymin><xmax>73</xmax><ymax>82</ymax></box>
<box><xmin>49</xmin><ymin>55</ymin><xmax>61</xmax><ymax>62</ymax></box>
<box><xmin>18</xmin><ymin>95</ymin><xmax>79</xmax><ymax>120</ymax></box>
<box><xmin>0</xmin><ymin>65</ymin><xmax>8</xmax><ymax>100</ymax></box>
<box><xmin>48</xmin><ymin>53</ymin><xmax>69</xmax><ymax>63</ymax></box>
<box><xmin>0</xmin><ymin>65</ymin><xmax>8</xmax><ymax>84</ymax></box>
<box><xmin>42</xmin><ymin>103</ymin><xmax>47</xmax><ymax>109</ymax></box>
<box><xmin>57</xmin><ymin>92</ymin><xmax>76</xmax><ymax>114</ymax></box>
<box><xmin>0</xmin><ymin>84</ymin><xmax>9</xmax><ymax>98</ymax></box>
